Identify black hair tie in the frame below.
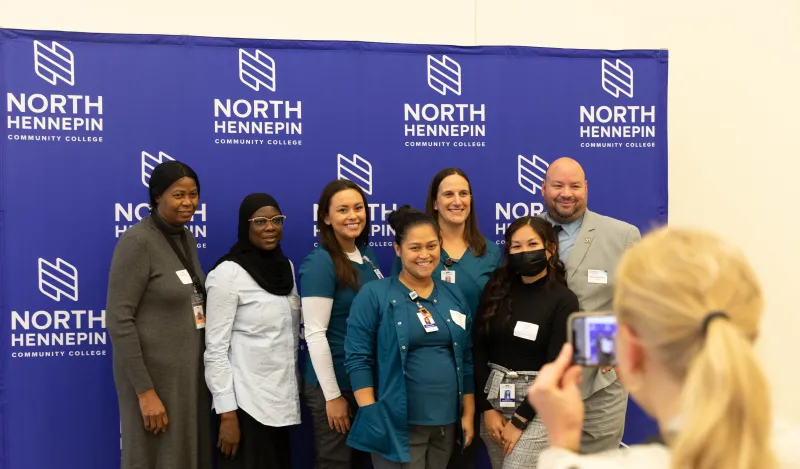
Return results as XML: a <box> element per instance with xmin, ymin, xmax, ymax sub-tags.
<box><xmin>701</xmin><ymin>311</ymin><xmax>729</xmax><ymax>335</ymax></box>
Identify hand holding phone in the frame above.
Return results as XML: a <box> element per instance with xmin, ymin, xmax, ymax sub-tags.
<box><xmin>567</xmin><ymin>312</ymin><xmax>618</xmax><ymax>368</ymax></box>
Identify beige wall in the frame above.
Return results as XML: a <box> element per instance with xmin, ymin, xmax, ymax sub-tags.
<box><xmin>2</xmin><ymin>0</ymin><xmax>798</xmax><ymax>422</ymax></box>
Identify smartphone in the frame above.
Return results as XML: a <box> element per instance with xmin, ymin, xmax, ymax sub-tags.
<box><xmin>568</xmin><ymin>312</ymin><xmax>618</xmax><ymax>367</ymax></box>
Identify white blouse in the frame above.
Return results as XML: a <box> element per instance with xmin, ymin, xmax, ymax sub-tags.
<box><xmin>204</xmin><ymin>260</ymin><xmax>301</xmax><ymax>427</ymax></box>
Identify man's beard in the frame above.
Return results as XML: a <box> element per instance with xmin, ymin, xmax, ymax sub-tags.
<box><xmin>548</xmin><ymin>199</ymin><xmax>583</xmax><ymax>221</ymax></box>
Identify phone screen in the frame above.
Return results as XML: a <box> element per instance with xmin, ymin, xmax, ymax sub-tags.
<box><xmin>571</xmin><ymin>314</ymin><xmax>618</xmax><ymax>367</ymax></box>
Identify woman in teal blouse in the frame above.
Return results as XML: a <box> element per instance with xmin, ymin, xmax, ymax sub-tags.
<box><xmin>345</xmin><ymin>206</ymin><xmax>475</xmax><ymax>468</ymax></box>
<box><xmin>300</xmin><ymin>179</ymin><xmax>383</xmax><ymax>468</ymax></box>
<box><xmin>391</xmin><ymin>168</ymin><xmax>500</xmax><ymax>468</ymax></box>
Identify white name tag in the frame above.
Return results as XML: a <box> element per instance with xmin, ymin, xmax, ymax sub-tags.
<box><xmin>499</xmin><ymin>383</ymin><xmax>516</xmax><ymax>407</ymax></box>
<box><xmin>513</xmin><ymin>321</ymin><xmax>539</xmax><ymax>341</ymax></box>
<box><xmin>450</xmin><ymin>310</ymin><xmax>466</xmax><ymax>330</ymax></box>
<box><xmin>441</xmin><ymin>270</ymin><xmax>456</xmax><ymax>283</ymax></box>
<box><xmin>588</xmin><ymin>269</ymin><xmax>608</xmax><ymax>284</ymax></box>
<box><xmin>176</xmin><ymin>269</ymin><xmax>193</xmax><ymax>285</ymax></box>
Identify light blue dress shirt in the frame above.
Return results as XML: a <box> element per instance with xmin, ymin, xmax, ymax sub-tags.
<box><xmin>546</xmin><ymin>214</ymin><xmax>584</xmax><ymax>262</ymax></box>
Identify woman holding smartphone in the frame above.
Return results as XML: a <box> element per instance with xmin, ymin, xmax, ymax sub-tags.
<box><xmin>528</xmin><ymin>227</ymin><xmax>797</xmax><ymax>469</ymax></box>
<box><xmin>345</xmin><ymin>206</ymin><xmax>475</xmax><ymax>469</ymax></box>
<box><xmin>300</xmin><ymin>180</ymin><xmax>383</xmax><ymax>468</ymax></box>
<box><xmin>474</xmin><ymin>216</ymin><xmax>579</xmax><ymax>468</ymax></box>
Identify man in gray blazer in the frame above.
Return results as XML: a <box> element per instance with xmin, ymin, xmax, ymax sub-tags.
<box><xmin>539</xmin><ymin>157</ymin><xmax>641</xmax><ymax>453</ymax></box>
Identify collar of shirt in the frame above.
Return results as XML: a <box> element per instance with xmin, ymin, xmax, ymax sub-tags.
<box><xmin>546</xmin><ymin>213</ymin><xmax>584</xmax><ymax>237</ymax></box>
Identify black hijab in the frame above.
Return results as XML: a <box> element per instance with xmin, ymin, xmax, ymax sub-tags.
<box><xmin>212</xmin><ymin>193</ymin><xmax>294</xmax><ymax>296</ymax></box>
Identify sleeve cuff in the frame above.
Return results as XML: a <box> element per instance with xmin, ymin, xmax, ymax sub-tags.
<box><xmin>462</xmin><ymin>373</ymin><xmax>475</xmax><ymax>394</ymax></box>
<box><xmin>538</xmin><ymin>447</ymin><xmax>580</xmax><ymax>467</ymax></box>
<box><xmin>516</xmin><ymin>401</ymin><xmax>536</xmax><ymax>421</ymax></box>
<box><xmin>132</xmin><ymin>376</ymin><xmax>154</xmax><ymax>395</ymax></box>
<box><xmin>480</xmin><ymin>399</ymin><xmax>494</xmax><ymax>413</ymax></box>
<box><xmin>213</xmin><ymin>392</ymin><xmax>239</xmax><ymax>414</ymax></box>
<box><xmin>350</xmin><ymin>369</ymin><xmax>374</xmax><ymax>391</ymax></box>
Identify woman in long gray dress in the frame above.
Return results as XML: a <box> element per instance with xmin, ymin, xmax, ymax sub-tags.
<box><xmin>107</xmin><ymin>160</ymin><xmax>212</xmax><ymax>469</ymax></box>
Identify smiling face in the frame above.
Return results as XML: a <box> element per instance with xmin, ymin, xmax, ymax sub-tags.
<box><xmin>433</xmin><ymin>174</ymin><xmax>472</xmax><ymax>227</ymax></box>
<box><xmin>154</xmin><ymin>176</ymin><xmax>199</xmax><ymax>225</ymax></box>
<box><xmin>542</xmin><ymin>158</ymin><xmax>588</xmax><ymax>224</ymax></box>
<box><xmin>248</xmin><ymin>206</ymin><xmax>283</xmax><ymax>251</ymax></box>
<box><xmin>324</xmin><ymin>188</ymin><xmax>367</xmax><ymax>247</ymax></box>
<box><xmin>394</xmin><ymin>223</ymin><xmax>441</xmax><ymax>280</ymax></box>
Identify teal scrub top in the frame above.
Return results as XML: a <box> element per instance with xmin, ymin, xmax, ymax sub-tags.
<box><xmin>391</xmin><ymin>239</ymin><xmax>501</xmax><ymax>313</ymax></box>
<box><xmin>300</xmin><ymin>244</ymin><xmax>383</xmax><ymax>391</ymax></box>
<box><xmin>404</xmin><ymin>285</ymin><xmax>459</xmax><ymax>426</ymax></box>
<box><xmin>344</xmin><ymin>277</ymin><xmax>474</xmax><ymax>463</ymax></box>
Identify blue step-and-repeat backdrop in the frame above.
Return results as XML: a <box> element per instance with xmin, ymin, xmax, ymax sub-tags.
<box><xmin>0</xmin><ymin>28</ymin><xmax>667</xmax><ymax>469</ymax></box>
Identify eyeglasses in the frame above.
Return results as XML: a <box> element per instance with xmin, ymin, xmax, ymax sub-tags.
<box><xmin>248</xmin><ymin>215</ymin><xmax>286</xmax><ymax>228</ymax></box>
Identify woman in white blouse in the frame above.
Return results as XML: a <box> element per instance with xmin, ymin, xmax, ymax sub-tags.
<box><xmin>204</xmin><ymin>193</ymin><xmax>301</xmax><ymax>468</ymax></box>
<box><xmin>528</xmin><ymin>227</ymin><xmax>798</xmax><ymax>469</ymax></box>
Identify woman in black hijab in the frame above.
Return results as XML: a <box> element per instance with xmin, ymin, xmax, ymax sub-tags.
<box><xmin>204</xmin><ymin>193</ymin><xmax>301</xmax><ymax>468</ymax></box>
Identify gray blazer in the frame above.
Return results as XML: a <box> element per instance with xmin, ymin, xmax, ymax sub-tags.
<box><xmin>541</xmin><ymin>209</ymin><xmax>641</xmax><ymax>398</ymax></box>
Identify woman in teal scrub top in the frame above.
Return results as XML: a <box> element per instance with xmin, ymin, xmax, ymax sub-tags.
<box><xmin>391</xmin><ymin>168</ymin><xmax>500</xmax><ymax>468</ymax></box>
<box><xmin>392</xmin><ymin>168</ymin><xmax>500</xmax><ymax>314</ymax></box>
<box><xmin>300</xmin><ymin>179</ymin><xmax>383</xmax><ymax>468</ymax></box>
<box><xmin>345</xmin><ymin>206</ymin><xmax>475</xmax><ymax>469</ymax></box>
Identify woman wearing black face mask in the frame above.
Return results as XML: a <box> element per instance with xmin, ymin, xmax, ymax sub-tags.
<box><xmin>473</xmin><ymin>217</ymin><xmax>579</xmax><ymax>469</ymax></box>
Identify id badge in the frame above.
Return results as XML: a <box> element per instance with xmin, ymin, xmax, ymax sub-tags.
<box><xmin>192</xmin><ymin>290</ymin><xmax>206</xmax><ymax>330</ymax></box>
<box><xmin>499</xmin><ymin>383</ymin><xmax>516</xmax><ymax>408</ymax></box>
<box><xmin>374</xmin><ymin>268</ymin><xmax>384</xmax><ymax>279</ymax></box>
<box><xmin>441</xmin><ymin>269</ymin><xmax>456</xmax><ymax>283</ymax></box>
<box><xmin>416</xmin><ymin>307</ymin><xmax>439</xmax><ymax>332</ymax></box>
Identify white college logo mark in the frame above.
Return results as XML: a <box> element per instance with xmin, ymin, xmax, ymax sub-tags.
<box><xmin>239</xmin><ymin>49</ymin><xmax>276</xmax><ymax>92</ymax></box>
<box><xmin>33</xmin><ymin>40</ymin><xmax>75</xmax><ymax>86</ymax></box>
<box><xmin>427</xmin><ymin>55</ymin><xmax>461</xmax><ymax>96</ymax></box>
<box><xmin>337</xmin><ymin>154</ymin><xmax>373</xmax><ymax>195</ymax></box>
<box><xmin>601</xmin><ymin>59</ymin><xmax>634</xmax><ymax>98</ymax></box>
<box><xmin>38</xmin><ymin>258</ymin><xmax>78</xmax><ymax>302</ymax></box>
<box><xmin>141</xmin><ymin>151</ymin><xmax>175</xmax><ymax>188</ymax></box>
<box><xmin>518</xmin><ymin>155</ymin><xmax>550</xmax><ymax>195</ymax></box>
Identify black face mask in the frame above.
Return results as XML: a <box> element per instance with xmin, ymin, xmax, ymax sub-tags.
<box><xmin>509</xmin><ymin>249</ymin><xmax>548</xmax><ymax>277</ymax></box>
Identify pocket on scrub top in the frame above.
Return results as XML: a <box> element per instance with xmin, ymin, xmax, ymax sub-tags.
<box><xmin>348</xmin><ymin>400</ymin><xmax>392</xmax><ymax>455</ymax></box>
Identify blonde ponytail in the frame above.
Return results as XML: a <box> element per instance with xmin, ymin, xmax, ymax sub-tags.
<box><xmin>614</xmin><ymin>227</ymin><xmax>777</xmax><ymax>469</ymax></box>
<box><xmin>671</xmin><ymin>318</ymin><xmax>775</xmax><ymax>469</ymax></box>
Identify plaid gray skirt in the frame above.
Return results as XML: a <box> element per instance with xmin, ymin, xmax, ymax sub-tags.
<box><xmin>480</xmin><ymin>363</ymin><xmax>548</xmax><ymax>469</ymax></box>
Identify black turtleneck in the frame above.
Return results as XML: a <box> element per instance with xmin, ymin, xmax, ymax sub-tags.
<box><xmin>474</xmin><ymin>276</ymin><xmax>579</xmax><ymax>419</ymax></box>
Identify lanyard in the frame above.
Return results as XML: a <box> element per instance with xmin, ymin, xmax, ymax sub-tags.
<box><xmin>362</xmin><ymin>255</ymin><xmax>384</xmax><ymax>279</ymax></box>
<box><xmin>362</xmin><ymin>255</ymin><xmax>378</xmax><ymax>271</ymax></box>
<box><xmin>151</xmin><ymin>213</ymin><xmax>205</xmax><ymax>298</ymax></box>
<box><xmin>408</xmin><ymin>290</ymin><xmax>432</xmax><ymax>312</ymax></box>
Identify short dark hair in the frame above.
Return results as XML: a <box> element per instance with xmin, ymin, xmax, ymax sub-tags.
<box><xmin>148</xmin><ymin>161</ymin><xmax>200</xmax><ymax>210</ymax></box>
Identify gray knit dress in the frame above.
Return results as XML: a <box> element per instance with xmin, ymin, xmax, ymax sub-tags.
<box><xmin>107</xmin><ymin>216</ymin><xmax>212</xmax><ymax>469</ymax></box>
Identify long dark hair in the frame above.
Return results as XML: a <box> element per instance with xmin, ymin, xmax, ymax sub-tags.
<box><xmin>317</xmin><ymin>180</ymin><xmax>371</xmax><ymax>291</ymax></box>
<box><xmin>425</xmin><ymin>168</ymin><xmax>487</xmax><ymax>257</ymax></box>
<box><xmin>478</xmin><ymin>217</ymin><xmax>566</xmax><ymax>334</ymax></box>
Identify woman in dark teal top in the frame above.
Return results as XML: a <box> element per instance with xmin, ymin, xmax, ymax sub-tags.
<box><xmin>391</xmin><ymin>168</ymin><xmax>501</xmax><ymax>315</ymax></box>
<box><xmin>300</xmin><ymin>179</ymin><xmax>383</xmax><ymax>468</ymax></box>
<box><xmin>391</xmin><ymin>168</ymin><xmax>500</xmax><ymax>469</ymax></box>
<box><xmin>345</xmin><ymin>206</ymin><xmax>475</xmax><ymax>468</ymax></box>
